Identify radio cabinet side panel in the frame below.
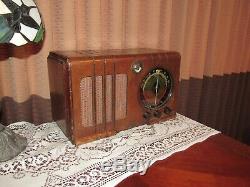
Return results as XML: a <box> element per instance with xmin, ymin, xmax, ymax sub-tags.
<box><xmin>47</xmin><ymin>57</ymin><xmax>72</xmax><ymax>140</ymax></box>
<box><xmin>167</xmin><ymin>53</ymin><xmax>181</xmax><ymax>114</ymax></box>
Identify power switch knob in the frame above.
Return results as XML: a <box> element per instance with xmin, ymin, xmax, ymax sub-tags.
<box><xmin>153</xmin><ymin>111</ymin><xmax>162</xmax><ymax>118</ymax></box>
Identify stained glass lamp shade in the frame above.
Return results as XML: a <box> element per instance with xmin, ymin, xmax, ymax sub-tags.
<box><xmin>0</xmin><ymin>0</ymin><xmax>44</xmax><ymax>162</ymax></box>
<box><xmin>0</xmin><ymin>0</ymin><xmax>44</xmax><ymax>46</ymax></box>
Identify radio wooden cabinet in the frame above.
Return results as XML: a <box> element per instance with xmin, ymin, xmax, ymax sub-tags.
<box><xmin>48</xmin><ymin>49</ymin><xmax>180</xmax><ymax>145</ymax></box>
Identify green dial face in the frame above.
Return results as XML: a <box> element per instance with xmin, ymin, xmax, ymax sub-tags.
<box><xmin>141</xmin><ymin>68</ymin><xmax>173</xmax><ymax>110</ymax></box>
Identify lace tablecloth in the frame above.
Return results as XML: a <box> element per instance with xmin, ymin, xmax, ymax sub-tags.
<box><xmin>0</xmin><ymin>114</ymin><xmax>219</xmax><ymax>187</ymax></box>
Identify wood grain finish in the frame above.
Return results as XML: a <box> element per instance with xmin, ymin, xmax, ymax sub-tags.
<box><xmin>47</xmin><ymin>48</ymin><xmax>180</xmax><ymax>145</ymax></box>
<box><xmin>117</xmin><ymin>134</ymin><xmax>250</xmax><ymax>187</ymax></box>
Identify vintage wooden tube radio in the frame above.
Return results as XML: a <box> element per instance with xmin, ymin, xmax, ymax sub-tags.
<box><xmin>47</xmin><ymin>49</ymin><xmax>180</xmax><ymax>145</ymax></box>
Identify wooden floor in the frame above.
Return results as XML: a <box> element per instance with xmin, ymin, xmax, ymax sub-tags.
<box><xmin>117</xmin><ymin>134</ymin><xmax>250</xmax><ymax>187</ymax></box>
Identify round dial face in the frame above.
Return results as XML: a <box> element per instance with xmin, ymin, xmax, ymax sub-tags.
<box><xmin>140</xmin><ymin>68</ymin><xmax>173</xmax><ymax>110</ymax></box>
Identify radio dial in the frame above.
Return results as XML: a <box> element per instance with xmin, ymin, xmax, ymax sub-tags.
<box><xmin>140</xmin><ymin>68</ymin><xmax>173</xmax><ymax>110</ymax></box>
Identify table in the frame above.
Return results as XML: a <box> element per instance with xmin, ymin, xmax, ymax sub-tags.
<box><xmin>117</xmin><ymin>134</ymin><xmax>250</xmax><ymax>187</ymax></box>
<box><xmin>1</xmin><ymin>114</ymin><xmax>248</xmax><ymax>187</ymax></box>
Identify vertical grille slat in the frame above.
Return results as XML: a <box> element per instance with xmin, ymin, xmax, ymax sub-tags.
<box><xmin>105</xmin><ymin>75</ymin><xmax>113</xmax><ymax>123</ymax></box>
<box><xmin>95</xmin><ymin>76</ymin><xmax>103</xmax><ymax>125</ymax></box>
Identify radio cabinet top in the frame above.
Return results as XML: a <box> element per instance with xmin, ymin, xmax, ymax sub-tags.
<box><xmin>48</xmin><ymin>48</ymin><xmax>180</xmax><ymax>62</ymax></box>
<box><xmin>48</xmin><ymin>48</ymin><xmax>180</xmax><ymax>145</ymax></box>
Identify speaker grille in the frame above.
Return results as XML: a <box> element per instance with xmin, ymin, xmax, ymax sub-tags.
<box><xmin>115</xmin><ymin>74</ymin><xmax>127</xmax><ymax>120</ymax></box>
<box><xmin>80</xmin><ymin>77</ymin><xmax>93</xmax><ymax>127</ymax></box>
<box><xmin>80</xmin><ymin>74</ymin><xmax>127</xmax><ymax>127</ymax></box>
<box><xmin>106</xmin><ymin>75</ymin><xmax>112</xmax><ymax>123</ymax></box>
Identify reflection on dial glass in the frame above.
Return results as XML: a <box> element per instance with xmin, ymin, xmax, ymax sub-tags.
<box><xmin>141</xmin><ymin>69</ymin><xmax>172</xmax><ymax>109</ymax></box>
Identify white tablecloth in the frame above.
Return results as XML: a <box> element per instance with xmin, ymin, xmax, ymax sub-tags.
<box><xmin>0</xmin><ymin>114</ymin><xmax>219</xmax><ymax>187</ymax></box>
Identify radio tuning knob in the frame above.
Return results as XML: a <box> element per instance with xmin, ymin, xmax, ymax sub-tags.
<box><xmin>164</xmin><ymin>107</ymin><xmax>172</xmax><ymax>114</ymax></box>
<box><xmin>143</xmin><ymin>112</ymin><xmax>151</xmax><ymax>120</ymax></box>
<box><xmin>131</xmin><ymin>62</ymin><xmax>143</xmax><ymax>73</ymax></box>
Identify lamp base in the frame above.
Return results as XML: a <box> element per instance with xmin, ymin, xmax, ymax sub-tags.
<box><xmin>0</xmin><ymin>124</ymin><xmax>27</xmax><ymax>162</ymax></box>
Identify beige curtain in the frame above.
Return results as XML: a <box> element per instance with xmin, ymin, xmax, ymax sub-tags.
<box><xmin>0</xmin><ymin>0</ymin><xmax>250</xmax><ymax>142</ymax></box>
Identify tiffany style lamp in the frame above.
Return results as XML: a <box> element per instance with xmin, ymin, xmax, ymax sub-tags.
<box><xmin>0</xmin><ymin>0</ymin><xmax>44</xmax><ymax>161</ymax></box>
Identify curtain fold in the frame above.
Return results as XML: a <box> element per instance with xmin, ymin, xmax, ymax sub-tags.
<box><xmin>0</xmin><ymin>0</ymin><xmax>249</xmax><ymax>143</ymax></box>
<box><xmin>177</xmin><ymin>73</ymin><xmax>250</xmax><ymax>144</ymax></box>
